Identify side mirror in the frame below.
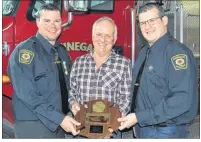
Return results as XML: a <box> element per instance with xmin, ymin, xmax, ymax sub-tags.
<box><xmin>63</xmin><ymin>0</ymin><xmax>114</xmax><ymax>13</ymax></box>
<box><xmin>63</xmin><ymin>0</ymin><xmax>88</xmax><ymax>12</ymax></box>
<box><xmin>62</xmin><ymin>0</ymin><xmax>88</xmax><ymax>28</ymax></box>
<box><xmin>62</xmin><ymin>0</ymin><xmax>114</xmax><ymax>28</ymax></box>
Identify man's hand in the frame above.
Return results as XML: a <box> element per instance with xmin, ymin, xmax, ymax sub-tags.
<box><xmin>60</xmin><ymin>116</ymin><xmax>81</xmax><ymax>136</ymax></box>
<box><xmin>117</xmin><ymin>113</ymin><xmax>138</xmax><ymax>130</ymax></box>
<box><xmin>71</xmin><ymin>103</ymin><xmax>80</xmax><ymax>116</ymax></box>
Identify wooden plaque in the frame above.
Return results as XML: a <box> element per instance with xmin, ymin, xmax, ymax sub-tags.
<box><xmin>75</xmin><ymin>100</ymin><xmax>121</xmax><ymax>139</ymax></box>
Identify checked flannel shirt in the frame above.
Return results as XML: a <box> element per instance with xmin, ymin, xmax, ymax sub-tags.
<box><xmin>69</xmin><ymin>51</ymin><xmax>132</xmax><ymax>115</ymax></box>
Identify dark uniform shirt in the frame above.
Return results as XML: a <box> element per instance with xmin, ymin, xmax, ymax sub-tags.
<box><xmin>8</xmin><ymin>32</ymin><xmax>72</xmax><ymax>132</ymax></box>
<box><xmin>132</xmin><ymin>32</ymin><xmax>198</xmax><ymax>127</ymax></box>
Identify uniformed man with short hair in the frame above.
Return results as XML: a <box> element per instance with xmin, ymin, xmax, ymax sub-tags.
<box><xmin>8</xmin><ymin>3</ymin><xmax>80</xmax><ymax>138</ymax></box>
<box><xmin>118</xmin><ymin>2</ymin><xmax>198</xmax><ymax>138</ymax></box>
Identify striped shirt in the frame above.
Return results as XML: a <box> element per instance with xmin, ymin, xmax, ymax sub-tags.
<box><xmin>69</xmin><ymin>51</ymin><xmax>132</xmax><ymax>115</ymax></box>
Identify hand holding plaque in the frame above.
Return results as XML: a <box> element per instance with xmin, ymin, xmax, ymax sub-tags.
<box><xmin>75</xmin><ymin>100</ymin><xmax>121</xmax><ymax>139</ymax></box>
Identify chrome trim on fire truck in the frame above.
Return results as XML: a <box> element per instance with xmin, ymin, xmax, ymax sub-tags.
<box><xmin>179</xmin><ymin>4</ymin><xmax>184</xmax><ymax>43</ymax></box>
<box><xmin>131</xmin><ymin>8</ymin><xmax>135</xmax><ymax>67</ymax></box>
<box><xmin>2</xmin><ymin>42</ymin><xmax>10</xmax><ymax>56</ymax></box>
<box><xmin>2</xmin><ymin>23</ymin><xmax>13</xmax><ymax>32</ymax></box>
<box><xmin>61</xmin><ymin>12</ymin><xmax>73</xmax><ymax>28</ymax></box>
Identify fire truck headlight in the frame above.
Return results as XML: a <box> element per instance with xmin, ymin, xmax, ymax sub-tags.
<box><xmin>2</xmin><ymin>75</ymin><xmax>10</xmax><ymax>84</ymax></box>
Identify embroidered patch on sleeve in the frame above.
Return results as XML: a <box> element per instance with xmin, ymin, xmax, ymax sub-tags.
<box><xmin>19</xmin><ymin>49</ymin><xmax>34</xmax><ymax>64</ymax></box>
<box><xmin>171</xmin><ymin>54</ymin><xmax>188</xmax><ymax>70</ymax></box>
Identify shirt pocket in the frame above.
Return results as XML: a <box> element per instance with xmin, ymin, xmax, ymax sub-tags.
<box><xmin>99</xmin><ymin>71</ymin><xmax>121</xmax><ymax>90</ymax></box>
<box><xmin>34</xmin><ymin>69</ymin><xmax>56</xmax><ymax>99</ymax></box>
<box><xmin>147</xmin><ymin>69</ymin><xmax>168</xmax><ymax>105</ymax></box>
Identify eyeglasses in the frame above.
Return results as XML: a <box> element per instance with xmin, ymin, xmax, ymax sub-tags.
<box><xmin>93</xmin><ymin>33</ymin><xmax>114</xmax><ymax>43</ymax></box>
<box><xmin>139</xmin><ymin>17</ymin><xmax>161</xmax><ymax>28</ymax></box>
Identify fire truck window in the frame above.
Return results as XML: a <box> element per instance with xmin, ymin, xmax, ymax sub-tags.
<box><xmin>91</xmin><ymin>1</ymin><xmax>105</xmax><ymax>7</ymax></box>
<box><xmin>26</xmin><ymin>0</ymin><xmax>61</xmax><ymax>22</ymax></box>
<box><xmin>3</xmin><ymin>0</ymin><xmax>19</xmax><ymax>16</ymax></box>
<box><xmin>89</xmin><ymin>0</ymin><xmax>114</xmax><ymax>12</ymax></box>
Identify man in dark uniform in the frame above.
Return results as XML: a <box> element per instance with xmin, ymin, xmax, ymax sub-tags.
<box><xmin>118</xmin><ymin>3</ymin><xmax>198</xmax><ymax>138</ymax></box>
<box><xmin>8</xmin><ymin>3</ymin><xmax>80</xmax><ymax>138</ymax></box>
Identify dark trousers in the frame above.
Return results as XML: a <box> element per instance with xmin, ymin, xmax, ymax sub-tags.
<box><xmin>14</xmin><ymin>120</ymin><xmax>65</xmax><ymax>138</ymax></box>
<box><xmin>135</xmin><ymin>124</ymin><xmax>189</xmax><ymax>138</ymax></box>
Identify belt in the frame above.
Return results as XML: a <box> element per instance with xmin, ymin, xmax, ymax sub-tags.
<box><xmin>153</xmin><ymin>123</ymin><xmax>189</xmax><ymax>128</ymax></box>
<box><xmin>154</xmin><ymin>123</ymin><xmax>169</xmax><ymax>127</ymax></box>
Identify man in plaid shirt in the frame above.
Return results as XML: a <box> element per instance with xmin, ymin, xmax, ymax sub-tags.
<box><xmin>69</xmin><ymin>17</ymin><xmax>132</xmax><ymax>138</ymax></box>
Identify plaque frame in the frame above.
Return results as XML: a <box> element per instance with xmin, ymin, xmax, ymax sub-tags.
<box><xmin>75</xmin><ymin>100</ymin><xmax>121</xmax><ymax>139</ymax></box>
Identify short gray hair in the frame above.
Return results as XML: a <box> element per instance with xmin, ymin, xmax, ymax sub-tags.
<box><xmin>92</xmin><ymin>17</ymin><xmax>117</xmax><ymax>38</ymax></box>
<box><xmin>138</xmin><ymin>3</ymin><xmax>165</xmax><ymax>18</ymax></box>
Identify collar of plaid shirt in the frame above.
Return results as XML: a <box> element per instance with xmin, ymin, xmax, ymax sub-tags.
<box><xmin>69</xmin><ymin>50</ymin><xmax>132</xmax><ymax>115</ymax></box>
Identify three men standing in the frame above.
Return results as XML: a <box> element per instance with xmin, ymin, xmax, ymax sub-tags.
<box><xmin>8</xmin><ymin>2</ymin><xmax>198</xmax><ymax>139</ymax></box>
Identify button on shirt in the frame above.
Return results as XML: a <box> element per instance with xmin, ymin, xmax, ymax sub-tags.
<box><xmin>132</xmin><ymin>33</ymin><xmax>198</xmax><ymax>127</ymax></box>
<box><xmin>8</xmin><ymin>32</ymin><xmax>72</xmax><ymax>132</ymax></box>
<box><xmin>69</xmin><ymin>51</ymin><xmax>132</xmax><ymax>115</ymax></box>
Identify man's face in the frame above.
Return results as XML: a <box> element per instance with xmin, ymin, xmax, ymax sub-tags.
<box><xmin>138</xmin><ymin>8</ymin><xmax>168</xmax><ymax>46</ymax></box>
<box><xmin>36</xmin><ymin>10</ymin><xmax>62</xmax><ymax>44</ymax></box>
<box><xmin>92</xmin><ymin>21</ymin><xmax>117</xmax><ymax>57</ymax></box>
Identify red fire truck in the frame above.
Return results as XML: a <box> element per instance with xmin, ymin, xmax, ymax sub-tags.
<box><xmin>2</xmin><ymin>0</ymin><xmax>199</xmax><ymax>138</ymax></box>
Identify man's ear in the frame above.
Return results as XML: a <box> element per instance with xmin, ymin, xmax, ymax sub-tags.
<box><xmin>162</xmin><ymin>16</ymin><xmax>168</xmax><ymax>26</ymax></box>
<box><xmin>113</xmin><ymin>36</ymin><xmax>117</xmax><ymax>44</ymax></box>
<box><xmin>36</xmin><ymin>18</ymin><xmax>40</xmax><ymax>28</ymax></box>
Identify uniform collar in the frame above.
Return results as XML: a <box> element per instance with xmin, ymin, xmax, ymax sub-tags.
<box><xmin>148</xmin><ymin>32</ymin><xmax>172</xmax><ymax>52</ymax></box>
<box><xmin>36</xmin><ymin>32</ymin><xmax>60</xmax><ymax>54</ymax></box>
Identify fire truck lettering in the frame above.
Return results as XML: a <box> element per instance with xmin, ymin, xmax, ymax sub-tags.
<box><xmin>67</xmin><ymin>42</ymin><xmax>74</xmax><ymax>51</ymax></box>
<box><xmin>87</xmin><ymin>44</ymin><xmax>93</xmax><ymax>52</ymax></box>
<box><xmin>63</xmin><ymin>42</ymin><xmax>93</xmax><ymax>52</ymax></box>
<box><xmin>75</xmin><ymin>42</ymin><xmax>80</xmax><ymax>51</ymax></box>
<box><xmin>80</xmin><ymin>42</ymin><xmax>86</xmax><ymax>51</ymax></box>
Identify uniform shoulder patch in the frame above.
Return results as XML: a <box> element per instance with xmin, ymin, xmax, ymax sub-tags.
<box><xmin>19</xmin><ymin>49</ymin><xmax>34</xmax><ymax>64</ymax></box>
<box><xmin>171</xmin><ymin>54</ymin><xmax>188</xmax><ymax>70</ymax></box>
